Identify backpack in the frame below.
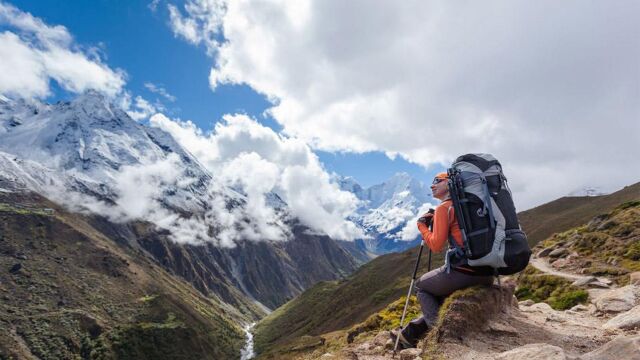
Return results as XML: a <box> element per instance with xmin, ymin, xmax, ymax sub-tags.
<box><xmin>446</xmin><ymin>153</ymin><xmax>531</xmax><ymax>276</ymax></box>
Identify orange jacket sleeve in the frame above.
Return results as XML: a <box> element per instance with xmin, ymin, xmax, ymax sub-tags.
<box><xmin>417</xmin><ymin>204</ymin><xmax>450</xmax><ymax>253</ymax></box>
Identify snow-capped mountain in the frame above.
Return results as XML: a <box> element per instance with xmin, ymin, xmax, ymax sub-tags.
<box><xmin>0</xmin><ymin>91</ymin><xmax>223</xmax><ymax>210</ymax></box>
<box><xmin>0</xmin><ymin>91</ymin><xmax>356</xmax><ymax>310</ymax></box>
<box><xmin>337</xmin><ymin>173</ymin><xmax>434</xmax><ymax>254</ymax></box>
<box><xmin>567</xmin><ymin>187</ymin><xmax>607</xmax><ymax>197</ymax></box>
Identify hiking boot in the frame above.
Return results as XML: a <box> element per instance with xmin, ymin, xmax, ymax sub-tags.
<box><xmin>389</xmin><ymin>328</ymin><xmax>416</xmax><ymax>349</ymax></box>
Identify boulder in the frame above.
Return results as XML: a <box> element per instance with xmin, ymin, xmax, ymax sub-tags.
<box><xmin>551</xmin><ymin>258</ymin><xmax>569</xmax><ymax>268</ymax></box>
<box><xmin>603</xmin><ymin>305</ymin><xmax>640</xmax><ymax>330</ymax></box>
<box><xmin>372</xmin><ymin>331</ymin><xmax>390</xmax><ymax>347</ymax></box>
<box><xmin>593</xmin><ymin>285</ymin><xmax>638</xmax><ymax>313</ymax></box>
<box><xmin>519</xmin><ymin>299</ymin><xmax>535</xmax><ymax>307</ymax></box>
<box><xmin>537</xmin><ymin>247</ymin><xmax>554</xmax><ymax>258</ymax></box>
<box><xmin>433</xmin><ymin>284</ymin><xmax>516</xmax><ymax>343</ymax></box>
<box><xmin>630</xmin><ymin>272</ymin><xmax>640</xmax><ymax>286</ymax></box>
<box><xmin>529</xmin><ymin>302</ymin><xmax>553</xmax><ymax>312</ymax></box>
<box><xmin>572</xmin><ymin>276</ymin><xmax>597</xmax><ymax>287</ymax></box>
<box><xmin>399</xmin><ymin>348</ymin><xmax>422</xmax><ymax>360</ymax></box>
<box><xmin>494</xmin><ymin>343</ymin><xmax>566</xmax><ymax>360</ymax></box>
<box><xmin>580</xmin><ymin>335</ymin><xmax>640</xmax><ymax>360</ymax></box>
<box><xmin>569</xmin><ymin>304</ymin><xmax>589</xmax><ymax>312</ymax></box>
<box><xmin>548</xmin><ymin>248</ymin><xmax>568</xmax><ymax>258</ymax></box>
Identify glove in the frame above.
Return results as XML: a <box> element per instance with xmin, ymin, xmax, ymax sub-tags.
<box><xmin>417</xmin><ymin>213</ymin><xmax>434</xmax><ymax>227</ymax></box>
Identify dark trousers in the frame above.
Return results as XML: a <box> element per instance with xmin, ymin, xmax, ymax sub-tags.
<box><xmin>402</xmin><ymin>265</ymin><xmax>494</xmax><ymax>343</ymax></box>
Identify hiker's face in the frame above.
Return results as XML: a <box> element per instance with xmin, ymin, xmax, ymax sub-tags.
<box><xmin>431</xmin><ymin>178</ymin><xmax>449</xmax><ymax>200</ymax></box>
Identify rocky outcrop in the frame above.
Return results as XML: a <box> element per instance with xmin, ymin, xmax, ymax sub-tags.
<box><xmin>494</xmin><ymin>343</ymin><xmax>566</xmax><ymax>360</ymax></box>
<box><xmin>591</xmin><ymin>285</ymin><xmax>638</xmax><ymax>313</ymax></box>
<box><xmin>580</xmin><ymin>335</ymin><xmax>640</xmax><ymax>360</ymax></box>
<box><xmin>603</xmin><ymin>305</ymin><xmax>640</xmax><ymax>330</ymax></box>
<box><xmin>431</xmin><ymin>284</ymin><xmax>516</xmax><ymax>343</ymax></box>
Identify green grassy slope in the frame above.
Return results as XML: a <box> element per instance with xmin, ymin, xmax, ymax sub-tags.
<box><xmin>254</xmin><ymin>246</ymin><xmax>444</xmax><ymax>354</ymax></box>
<box><xmin>255</xmin><ymin>181</ymin><xmax>640</xmax><ymax>356</ymax></box>
<box><xmin>518</xmin><ymin>182</ymin><xmax>640</xmax><ymax>246</ymax></box>
<box><xmin>0</xmin><ymin>192</ymin><xmax>257</xmax><ymax>360</ymax></box>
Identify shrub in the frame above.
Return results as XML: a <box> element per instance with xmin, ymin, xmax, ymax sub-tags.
<box><xmin>515</xmin><ymin>266</ymin><xmax>588</xmax><ymax>310</ymax></box>
<box><xmin>624</xmin><ymin>241</ymin><xmax>640</xmax><ymax>261</ymax></box>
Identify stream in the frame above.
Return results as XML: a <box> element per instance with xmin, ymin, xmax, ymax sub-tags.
<box><xmin>240</xmin><ymin>322</ymin><xmax>256</xmax><ymax>360</ymax></box>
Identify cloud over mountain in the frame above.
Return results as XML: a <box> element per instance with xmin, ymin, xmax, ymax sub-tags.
<box><xmin>150</xmin><ymin>112</ymin><xmax>364</xmax><ymax>241</ymax></box>
<box><xmin>169</xmin><ymin>0</ymin><xmax>640</xmax><ymax>210</ymax></box>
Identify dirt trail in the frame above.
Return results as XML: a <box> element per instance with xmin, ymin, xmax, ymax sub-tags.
<box><xmin>321</xmin><ymin>257</ymin><xmax>637</xmax><ymax>359</ymax></box>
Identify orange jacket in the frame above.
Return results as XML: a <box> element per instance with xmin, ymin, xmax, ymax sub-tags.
<box><xmin>417</xmin><ymin>199</ymin><xmax>463</xmax><ymax>252</ymax></box>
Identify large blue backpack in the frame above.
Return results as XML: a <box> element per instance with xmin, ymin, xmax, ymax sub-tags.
<box><xmin>446</xmin><ymin>154</ymin><xmax>531</xmax><ymax>275</ymax></box>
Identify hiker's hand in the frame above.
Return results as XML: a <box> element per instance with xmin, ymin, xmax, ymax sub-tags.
<box><xmin>417</xmin><ymin>213</ymin><xmax>434</xmax><ymax>226</ymax></box>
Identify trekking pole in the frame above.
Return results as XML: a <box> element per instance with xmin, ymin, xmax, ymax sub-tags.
<box><xmin>393</xmin><ymin>243</ymin><xmax>424</xmax><ymax>355</ymax></box>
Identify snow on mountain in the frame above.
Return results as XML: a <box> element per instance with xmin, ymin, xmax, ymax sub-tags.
<box><xmin>567</xmin><ymin>186</ymin><xmax>607</xmax><ymax>197</ymax></box>
<box><xmin>337</xmin><ymin>173</ymin><xmax>435</xmax><ymax>254</ymax></box>
<box><xmin>0</xmin><ymin>91</ymin><xmax>290</xmax><ymax>245</ymax></box>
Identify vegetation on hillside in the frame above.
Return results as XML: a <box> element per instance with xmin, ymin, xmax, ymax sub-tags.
<box><xmin>253</xmin><ymin>246</ymin><xmax>444</xmax><ymax>354</ymax></box>
<box><xmin>0</xmin><ymin>194</ymin><xmax>250</xmax><ymax>360</ymax></box>
<box><xmin>515</xmin><ymin>267</ymin><xmax>588</xmax><ymax>310</ymax></box>
<box><xmin>518</xmin><ymin>182</ymin><xmax>640</xmax><ymax>246</ymax></box>
<box><xmin>538</xmin><ymin>200</ymin><xmax>640</xmax><ymax>283</ymax></box>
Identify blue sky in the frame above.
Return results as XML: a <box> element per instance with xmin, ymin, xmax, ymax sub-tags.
<box><xmin>7</xmin><ymin>0</ymin><xmax>438</xmax><ymax>188</ymax></box>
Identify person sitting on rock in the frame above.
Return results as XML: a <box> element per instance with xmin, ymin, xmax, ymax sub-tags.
<box><xmin>391</xmin><ymin>172</ymin><xmax>495</xmax><ymax>349</ymax></box>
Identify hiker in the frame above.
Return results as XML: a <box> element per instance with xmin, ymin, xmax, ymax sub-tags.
<box><xmin>391</xmin><ymin>172</ymin><xmax>495</xmax><ymax>349</ymax></box>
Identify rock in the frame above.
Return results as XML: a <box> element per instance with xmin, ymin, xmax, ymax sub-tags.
<box><xmin>548</xmin><ymin>248</ymin><xmax>568</xmax><ymax>258</ymax></box>
<box><xmin>8</xmin><ymin>263</ymin><xmax>21</xmax><ymax>274</ymax></box>
<box><xmin>384</xmin><ymin>338</ymin><xmax>394</xmax><ymax>349</ymax></box>
<box><xmin>566</xmin><ymin>252</ymin><xmax>580</xmax><ymax>262</ymax></box>
<box><xmin>630</xmin><ymin>272</ymin><xmax>640</xmax><ymax>286</ymax></box>
<box><xmin>580</xmin><ymin>335</ymin><xmax>640</xmax><ymax>360</ymax></box>
<box><xmin>603</xmin><ymin>305</ymin><xmax>640</xmax><ymax>330</ymax></box>
<box><xmin>572</xmin><ymin>276</ymin><xmax>597</xmax><ymax>287</ymax></box>
<box><xmin>529</xmin><ymin>302</ymin><xmax>553</xmax><ymax>312</ymax></box>
<box><xmin>434</xmin><ymin>284</ymin><xmax>516</xmax><ymax>342</ymax></box>
<box><xmin>399</xmin><ymin>348</ymin><xmax>422</xmax><ymax>360</ymax></box>
<box><xmin>598</xmin><ymin>277</ymin><xmax>612</xmax><ymax>285</ymax></box>
<box><xmin>495</xmin><ymin>343</ymin><xmax>566</xmax><ymax>360</ymax></box>
<box><xmin>551</xmin><ymin>258</ymin><xmax>569</xmax><ymax>268</ymax></box>
<box><xmin>16</xmin><ymin>253</ymin><xmax>27</xmax><ymax>260</ymax></box>
<box><xmin>593</xmin><ymin>285</ymin><xmax>638</xmax><ymax>313</ymax></box>
<box><xmin>537</xmin><ymin>247</ymin><xmax>554</xmax><ymax>258</ymax></box>
<box><xmin>320</xmin><ymin>353</ymin><xmax>335</xmax><ymax>358</ymax></box>
<box><xmin>519</xmin><ymin>299</ymin><xmax>535</xmax><ymax>307</ymax></box>
<box><xmin>372</xmin><ymin>331</ymin><xmax>390</xmax><ymax>346</ymax></box>
<box><xmin>485</xmin><ymin>320</ymin><xmax>518</xmax><ymax>335</ymax></box>
<box><xmin>587</xmin><ymin>281</ymin><xmax>611</xmax><ymax>289</ymax></box>
<box><xmin>569</xmin><ymin>304</ymin><xmax>589</xmax><ymax>312</ymax></box>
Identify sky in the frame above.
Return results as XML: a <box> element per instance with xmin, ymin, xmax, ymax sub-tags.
<box><xmin>0</xmin><ymin>0</ymin><xmax>435</xmax><ymax>189</ymax></box>
<box><xmin>1</xmin><ymin>0</ymin><xmax>639</xmax><ymax>213</ymax></box>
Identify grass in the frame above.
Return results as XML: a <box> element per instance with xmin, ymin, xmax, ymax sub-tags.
<box><xmin>515</xmin><ymin>267</ymin><xmax>588</xmax><ymax>310</ymax></box>
<box><xmin>253</xmin><ymin>247</ymin><xmax>444</xmax><ymax>354</ymax></box>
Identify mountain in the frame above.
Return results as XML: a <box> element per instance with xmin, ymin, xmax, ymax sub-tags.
<box><xmin>0</xmin><ymin>92</ymin><xmax>357</xmax><ymax>311</ymax></box>
<box><xmin>253</xmin><ymin>181</ymin><xmax>640</xmax><ymax>357</ymax></box>
<box><xmin>0</xmin><ymin>190</ymin><xmax>254</xmax><ymax>359</ymax></box>
<box><xmin>518</xmin><ymin>181</ymin><xmax>640</xmax><ymax>246</ymax></box>
<box><xmin>336</xmin><ymin>173</ymin><xmax>433</xmax><ymax>255</ymax></box>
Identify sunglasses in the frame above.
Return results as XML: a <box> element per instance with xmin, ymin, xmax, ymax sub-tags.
<box><xmin>432</xmin><ymin>178</ymin><xmax>447</xmax><ymax>185</ymax></box>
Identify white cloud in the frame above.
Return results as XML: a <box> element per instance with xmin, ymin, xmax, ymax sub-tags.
<box><xmin>125</xmin><ymin>95</ymin><xmax>157</xmax><ymax>121</ymax></box>
<box><xmin>144</xmin><ymin>82</ymin><xmax>176</xmax><ymax>102</ymax></box>
<box><xmin>0</xmin><ymin>2</ymin><xmax>125</xmax><ymax>98</ymax></box>
<box><xmin>168</xmin><ymin>0</ymin><xmax>640</xmax><ymax>210</ymax></box>
<box><xmin>150</xmin><ymin>112</ymin><xmax>364</xmax><ymax>240</ymax></box>
<box><xmin>148</xmin><ymin>0</ymin><xmax>161</xmax><ymax>13</ymax></box>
